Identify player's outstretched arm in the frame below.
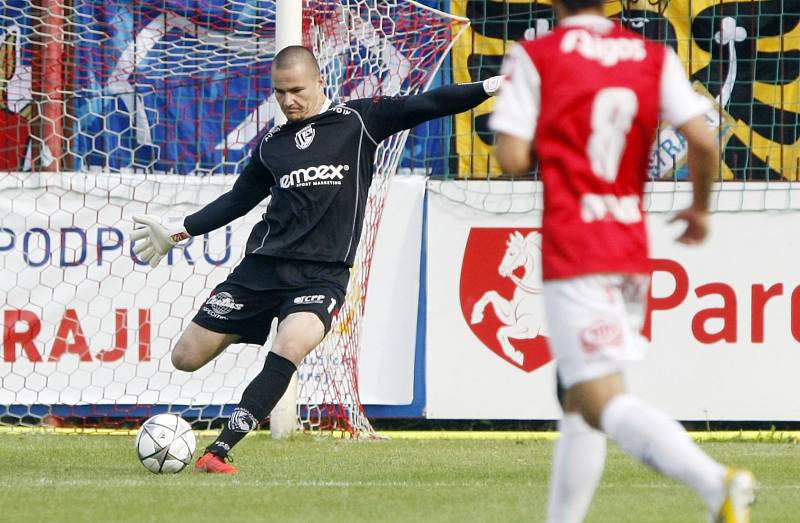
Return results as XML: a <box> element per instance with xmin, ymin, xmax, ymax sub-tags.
<box><xmin>183</xmin><ymin>159</ymin><xmax>272</xmax><ymax>237</ymax></box>
<box><xmin>398</xmin><ymin>78</ymin><xmax>502</xmax><ymax>127</ymax></box>
<box><xmin>130</xmin><ymin>157</ymin><xmax>272</xmax><ymax>267</ymax></box>
<box><xmin>359</xmin><ymin>77</ymin><xmax>503</xmax><ymax>141</ymax></box>
<box><xmin>669</xmin><ymin>115</ymin><xmax>718</xmax><ymax>245</ymax></box>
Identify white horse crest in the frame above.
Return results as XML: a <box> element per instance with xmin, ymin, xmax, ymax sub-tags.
<box><xmin>470</xmin><ymin>231</ymin><xmax>547</xmax><ymax>365</ymax></box>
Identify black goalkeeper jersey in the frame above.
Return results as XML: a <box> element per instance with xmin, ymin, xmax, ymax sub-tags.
<box><xmin>184</xmin><ymin>83</ymin><xmax>488</xmax><ymax>267</ymax></box>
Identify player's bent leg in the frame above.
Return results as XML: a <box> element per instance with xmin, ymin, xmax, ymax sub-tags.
<box><xmin>200</xmin><ymin>313</ymin><xmax>325</xmax><ymax>467</ymax></box>
<box><xmin>200</xmin><ymin>348</ymin><xmax>298</xmax><ymax>465</ymax></box>
<box><xmin>546</xmin><ymin>409</ymin><xmax>607</xmax><ymax>523</ymax></box>
<box><xmin>565</xmin><ymin>375</ymin><xmax>730</xmax><ymax>517</ymax></box>
<box><xmin>171</xmin><ymin>321</ymin><xmax>241</xmax><ymax>372</ymax></box>
<box><xmin>563</xmin><ymin>372</ymin><xmax>626</xmax><ymax>430</ymax></box>
<box><xmin>271</xmin><ymin>311</ymin><xmax>327</xmax><ymax>366</ymax></box>
<box><xmin>546</xmin><ymin>375</ymin><xmax>608</xmax><ymax>523</ymax></box>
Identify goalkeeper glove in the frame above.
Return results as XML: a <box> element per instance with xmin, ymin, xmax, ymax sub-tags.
<box><xmin>483</xmin><ymin>75</ymin><xmax>506</xmax><ymax>96</ymax></box>
<box><xmin>131</xmin><ymin>214</ymin><xmax>190</xmax><ymax>268</ymax></box>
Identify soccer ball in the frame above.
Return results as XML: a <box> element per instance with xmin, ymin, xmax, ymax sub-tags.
<box><xmin>135</xmin><ymin>414</ymin><xmax>196</xmax><ymax>474</ymax></box>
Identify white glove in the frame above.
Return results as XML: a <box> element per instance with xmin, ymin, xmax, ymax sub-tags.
<box><xmin>483</xmin><ymin>75</ymin><xmax>506</xmax><ymax>96</ymax></box>
<box><xmin>131</xmin><ymin>214</ymin><xmax>190</xmax><ymax>268</ymax></box>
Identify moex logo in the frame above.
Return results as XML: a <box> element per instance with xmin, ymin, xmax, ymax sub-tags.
<box><xmin>459</xmin><ymin>228</ymin><xmax>551</xmax><ymax>373</ymax></box>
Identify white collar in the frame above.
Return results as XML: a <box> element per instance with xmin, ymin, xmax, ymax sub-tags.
<box><xmin>560</xmin><ymin>14</ymin><xmax>615</xmax><ymax>33</ymax></box>
<box><xmin>318</xmin><ymin>97</ymin><xmax>332</xmax><ymax>114</ymax></box>
<box><xmin>284</xmin><ymin>97</ymin><xmax>330</xmax><ymax>125</ymax></box>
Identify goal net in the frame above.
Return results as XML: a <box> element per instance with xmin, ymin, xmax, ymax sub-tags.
<box><xmin>0</xmin><ymin>0</ymin><xmax>468</xmax><ymax>435</ymax></box>
<box><xmin>297</xmin><ymin>0</ymin><xmax>468</xmax><ymax>436</ymax></box>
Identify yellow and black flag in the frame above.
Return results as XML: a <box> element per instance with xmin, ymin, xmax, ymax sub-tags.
<box><xmin>451</xmin><ymin>0</ymin><xmax>798</xmax><ymax>181</ymax></box>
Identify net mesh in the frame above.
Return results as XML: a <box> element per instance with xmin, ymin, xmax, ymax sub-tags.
<box><xmin>3</xmin><ymin>0</ymin><xmax>796</xmax><ymax>430</ymax></box>
<box><xmin>297</xmin><ymin>0</ymin><xmax>468</xmax><ymax>437</ymax></box>
<box><xmin>439</xmin><ymin>0</ymin><xmax>799</xmax><ymax>213</ymax></box>
<box><xmin>1</xmin><ymin>0</ymin><xmax>277</xmax><ymax>175</ymax></box>
<box><xmin>0</xmin><ymin>0</ymin><xmax>467</xmax><ymax>433</ymax></box>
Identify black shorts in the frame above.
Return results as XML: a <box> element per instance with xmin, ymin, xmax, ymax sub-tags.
<box><xmin>192</xmin><ymin>255</ymin><xmax>349</xmax><ymax>345</ymax></box>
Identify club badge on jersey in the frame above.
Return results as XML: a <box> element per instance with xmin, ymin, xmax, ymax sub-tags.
<box><xmin>295</xmin><ymin>124</ymin><xmax>315</xmax><ymax>150</ymax></box>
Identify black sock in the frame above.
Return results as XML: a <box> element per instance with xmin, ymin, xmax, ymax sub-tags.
<box><xmin>207</xmin><ymin>352</ymin><xmax>297</xmax><ymax>457</ymax></box>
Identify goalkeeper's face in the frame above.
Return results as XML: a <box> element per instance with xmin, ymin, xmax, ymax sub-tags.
<box><xmin>273</xmin><ymin>64</ymin><xmax>326</xmax><ymax>122</ymax></box>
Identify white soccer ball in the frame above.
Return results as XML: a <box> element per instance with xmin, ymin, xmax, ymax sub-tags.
<box><xmin>135</xmin><ymin>414</ymin><xmax>196</xmax><ymax>474</ymax></box>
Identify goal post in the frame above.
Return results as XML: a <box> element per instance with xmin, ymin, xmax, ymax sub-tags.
<box><xmin>30</xmin><ymin>0</ymin><xmax>66</xmax><ymax>172</ymax></box>
<box><xmin>268</xmin><ymin>0</ymin><xmax>303</xmax><ymax>440</ymax></box>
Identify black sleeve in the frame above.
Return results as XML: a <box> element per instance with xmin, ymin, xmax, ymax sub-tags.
<box><xmin>353</xmin><ymin>82</ymin><xmax>490</xmax><ymax>142</ymax></box>
<box><xmin>184</xmin><ymin>152</ymin><xmax>274</xmax><ymax>236</ymax></box>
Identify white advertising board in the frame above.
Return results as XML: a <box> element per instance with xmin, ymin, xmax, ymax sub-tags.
<box><xmin>639</xmin><ymin>209</ymin><xmax>800</xmax><ymax>420</ymax></box>
<box><xmin>359</xmin><ymin>175</ymin><xmax>425</xmax><ymax>405</ymax></box>
<box><xmin>425</xmin><ymin>182</ymin><xmax>559</xmax><ymax>420</ymax></box>
<box><xmin>426</xmin><ymin>181</ymin><xmax>800</xmax><ymax>420</ymax></box>
<box><xmin>0</xmin><ymin>173</ymin><xmax>418</xmax><ymax>408</ymax></box>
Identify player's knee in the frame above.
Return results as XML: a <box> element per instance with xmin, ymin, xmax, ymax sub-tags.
<box><xmin>564</xmin><ymin>391</ymin><xmax>607</xmax><ymax>430</ymax></box>
<box><xmin>171</xmin><ymin>342</ymin><xmax>201</xmax><ymax>372</ymax></box>
<box><xmin>271</xmin><ymin>340</ymin><xmax>306</xmax><ymax>367</ymax></box>
<box><xmin>580</xmin><ymin>408</ymin><xmax>603</xmax><ymax>430</ymax></box>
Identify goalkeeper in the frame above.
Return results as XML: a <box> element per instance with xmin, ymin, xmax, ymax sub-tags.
<box><xmin>131</xmin><ymin>45</ymin><xmax>502</xmax><ymax>473</ymax></box>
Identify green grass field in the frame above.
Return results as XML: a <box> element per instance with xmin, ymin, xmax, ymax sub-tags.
<box><xmin>0</xmin><ymin>430</ymin><xmax>797</xmax><ymax>522</ymax></box>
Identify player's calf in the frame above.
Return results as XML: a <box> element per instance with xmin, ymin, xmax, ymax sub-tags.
<box><xmin>202</xmin><ymin>352</ymin><xmax>298</xmax><ymax>465</ymax></box>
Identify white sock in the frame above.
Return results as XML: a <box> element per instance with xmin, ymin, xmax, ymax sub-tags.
<box><xmin>546</xmin><ymin>413</ymin><xmax>607</xmax><ymax>523</ymax></box>
<box><xmin>600</xmin><ymin>394</ymin><xmax>726</xmax><ymax>512</ymax></box>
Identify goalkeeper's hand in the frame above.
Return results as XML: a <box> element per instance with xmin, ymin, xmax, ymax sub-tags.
<box><xmin>131</xmin><ymin>214</ymin><xmax>190</xmax><ymax>268</ymax></box>
<box><xmin>483</xmin><ymin>75</ymin><xmax>506</xmax><ymax>96</ymax></box>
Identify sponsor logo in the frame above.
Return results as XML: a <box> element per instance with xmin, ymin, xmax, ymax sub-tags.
<box><xmin>279</xmin><ymin>164</ymin><xmax>349</xmax><ymax>189</ymax></box>
<box><xmin>460</xmin><ymin>228</ymin><xmax>551</xmax><ymax>373</ymax></box>
<box><xmin>228</xmin><ymin>407</ymin><xmax>258</xmax><ymax>433</ymax></box>
<box><xmin>294</xmin><ymin>124</ymin><xmax>315</xmax><ymax>149</ymax></box>
<box><xmin>294</xmin><ymin>294</ymin><xmax>325</xmax><ymax>305</ymax></box>
<box><xmin>580</xmin><ymin>319</ymin><xmax>625</xmax><ymax>353</ymax></box>
<box><xmin>263</xmin><ymin>124</ymin><xmax>283</xmax><ymax>143</ymax></box>
<box><xmin>580</xmin><ymin>194</ymin><xmax>642</xmax><ymax>224</ymax></box>
<box><xmin>561</xmin><ymin>29</ymin><xmax>647</xmax><ymax>66</ymax></box>
<box><xmin>204</xmin><ymin>291</ymin><xmax>243</xmax><ymax>317</ymax></box>
<box><xmin>170</xmin><ymin>231</ymin><xmax>190</xmax><ymax>243</ymax></box>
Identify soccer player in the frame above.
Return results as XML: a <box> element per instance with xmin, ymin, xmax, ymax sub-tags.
<box><xmin>489</xmin><ymin>1</ymin><xmax>755</xmax><ymax>522</ymax></box>
<box><xmin>130</xmin><ymin>46</ymin><xmax>503</xmax><ymax>474</ymax></box>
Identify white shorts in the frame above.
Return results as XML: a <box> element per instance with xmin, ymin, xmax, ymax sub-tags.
<box><xmin>543</xmin><ymin>274</ymin><xmax>650</xmax><ymax>389</ymax></box>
